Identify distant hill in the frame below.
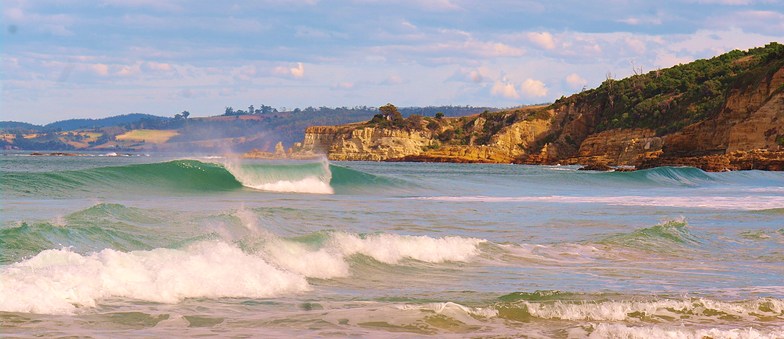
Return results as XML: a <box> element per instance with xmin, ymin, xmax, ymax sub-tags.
<box><xmin>0</xmin><ymin>121</ymin><xmax>41</xmax><ymax>131</ymax></box>
<box><xmin>45</xmin><ymin>113</ymin><xmax>170</xmax><ymax>131</ymax></box>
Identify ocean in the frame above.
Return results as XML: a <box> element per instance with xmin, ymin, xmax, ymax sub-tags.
<box><xmin>1</xmin><ymin>152</ymin><xmax>783</xmax><ymax>338</ymax></box>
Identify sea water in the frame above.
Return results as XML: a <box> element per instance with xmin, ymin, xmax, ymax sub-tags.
<box><xmin>1</xmin><ymin>153</ymin><xmax>783</xmax><ymax>337</ymax></box>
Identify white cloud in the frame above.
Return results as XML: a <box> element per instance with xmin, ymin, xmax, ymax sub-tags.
<box><xmin>273</xmin><ymin>62</ymin><xmax>305</xmax><ymax>78</ymax></box>
<box><xmin>91</xmin><ymin>64</ymin><xmax>110</xmax><ymax>76</ymax></box>
<box><xmin>100</xmin><ymin>0</ymin><xmax>183</xmax><ymax>12</ymax></box>
<box><xmin>527</xmin><ymin>32</ymin><xmax>556</xmax><ymax>50</ymax></box>
<box><xmin>290</xmin><ymin>62</ymin><xmax>305</xmax><ymax>78</ymax></box>
<box><xmin>333</xmin><ymin>81</ymin><xmax>354</xmax><ymax>89</ymax></box>
<box><xmin>448</xmin><ymin>67</ymin><xmax>489</xmax><ymax>83</ymax></box>
<box><xmin>116</xmin><ymin>64</ymin><xmax>140</xmax><ymax>77</ymax></box>
<box><xmin>401</xmin><ymin>20</ymin><xmax>417</xmax><ymax>30</ymax></box>
<box><xmin>624</xmin><ymin>37</ymin><xmax>647</xmax><ymax>54</ymax></box>
<box><xmin>491</xmin><ymin>79</ymin><xmax>519</xmax><ymax>99</ymax></box>
<box><xmin>143</xmin><ymin>61</ymin><xmax>173</xmax><ymax>72</ymax></box>
<box><xmin>654</xmin><ymin>52</ymin><xmax>695</xmax><ymax>68</ymax></box>
<box><xmin>468</xmin><ymin>70</ymin><xmax>484</xmax><ymax>83</ymax></box>
<box><xmin>520</xmin><ymin>79</ymin><xmax>548</xmax><ymax>98</ymax></box>
<box><xmin>565</xmin><ymin>73</ymin><xmax>587</xmax><ymax>90</ymax></box>
<box><xmin>383</xmin><ymin>74</ymin><xmax>404</xmax><ymax>85</ymax></box>
<box><xmin>618</xmin><ymin>15</ymin><xmax>663</xmax><ymax>25</ymax></box>
<box><xmin>709</xmin><ymin>10</ymin><xmax>784</xmax><ymax>35</ymax></box>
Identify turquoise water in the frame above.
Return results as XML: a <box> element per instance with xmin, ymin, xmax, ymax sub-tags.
<box><xmin>1</xmin><ymin>153</ymin><xmax>783</xmax><ymax>337</ymax></box>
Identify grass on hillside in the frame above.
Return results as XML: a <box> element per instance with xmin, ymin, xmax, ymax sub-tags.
<box><xmin>115</xmin><ymin>129</ymin><xmax>179</xmax><ymax>144</ymax></box>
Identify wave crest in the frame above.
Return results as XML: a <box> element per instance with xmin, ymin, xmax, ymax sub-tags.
<box><xmin>0</xmin><ymin>241</ymin><xmax>309</xmax><ymax>315</ymax></box>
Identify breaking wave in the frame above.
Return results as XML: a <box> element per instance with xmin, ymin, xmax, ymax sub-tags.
<box><xmin>0</xmin><ymin>158</ymin><xmax>401</xmax><ymax>196</ymax></box>
<box><xmin>0</xmin><ymin>219</ymin><xmax>486</xmax><ymax>314</ymax></box>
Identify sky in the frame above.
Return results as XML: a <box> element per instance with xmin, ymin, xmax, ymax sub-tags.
<box><xmin>2</xmin><ymin>0</ymin><xmax>783</xmax><ymax>124</ymax></box>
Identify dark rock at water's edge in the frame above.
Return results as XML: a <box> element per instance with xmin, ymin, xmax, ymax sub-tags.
<box><xmin>577</xmin><ymin>163</ymin><xmax>613</xmax><ymax>171</ymax></box>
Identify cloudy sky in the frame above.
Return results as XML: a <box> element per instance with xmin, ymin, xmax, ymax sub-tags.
<box><xmin>2</xmin><ymin>0</ymin><xmax>783</xmax><ymax>124</ymax></box>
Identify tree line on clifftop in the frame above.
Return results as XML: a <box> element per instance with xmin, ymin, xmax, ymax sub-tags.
<box><xmin>363</xmin><ymin>42</ymin><xmax>784</xmax><ymax>151</ymax></box>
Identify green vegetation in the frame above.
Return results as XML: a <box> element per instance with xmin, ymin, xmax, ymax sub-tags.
<box><xmin>555</xmin><ymin>42</ymin><xmax>784</xmax><ymax>135</ymax></box>
<box><xmin>367</xmin><ymin>104</ymin><xmax>429</xmax><ymax>131</ymax></box>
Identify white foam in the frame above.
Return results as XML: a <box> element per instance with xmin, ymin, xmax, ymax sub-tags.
<box><xmin>413</xmin><ymin>195</ymin><xmax>784</xmax><ymax>211</ymax></box>
<box><xmin>263</xmin><ymin>239</ymin><xmax>350</xmax><ymax>279</ymax></box>
<box><xmin>258</xmin><ymin>232</ymin><xmax>485</xmax><ymax>279</ymax></box>
<box><xmin>589</xmin><ymin>323</ymin><xmax>784</xmax><ymax>339</ymax></box>
<box><xmin>222</xmin><ymin>158</ymin><xmax>335</xmax><ymax>194</ymax></box>
<box><xmin>245</xmin><ymin>176</ymin><xmax>334</xmax><ymax>194</ymax></box>
<box><xmin>330</xmin><ymin>232</ymin><xmax>486</xmax><ymax>264</ymax></box>
<box><xmin>522</xmin><ymin>298</ymin><xmax>784</xmax><ymax>321</ymax></box>
<box><xmin>398</xmin><ymin>301</ymin><xmax>499</xmax><ymax>318</ymax></box>
<box><xmin>0</xmin><ymin>241</ymin><xmax>309</xmax><ymax>315</ymax></box>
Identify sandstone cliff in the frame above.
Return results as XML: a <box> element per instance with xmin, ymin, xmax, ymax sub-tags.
<box><xmin>269</xmin><ymin>43</ymin><xmax>784</xmax><ymax>171</ymax></box>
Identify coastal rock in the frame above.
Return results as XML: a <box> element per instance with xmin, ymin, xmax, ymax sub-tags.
<box><xmin>297</xmin><ymin>125</ymin><xmax>436</xmax><ymax>161</ymax></box>
<box><xmin>571</xmin><ymin>128</ymin><xmax>663</xmax><ymax>165</ymax></box>
<box><xmin>281</xmin><ymin>48</ymin><xmax>784</xmax><ymax>171</ymax></box>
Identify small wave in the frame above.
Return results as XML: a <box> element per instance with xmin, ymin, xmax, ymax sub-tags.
<box><xmin>398</xmin><ymin>302</ymin><xmax>498</xmax><ymax>318</ymax></box>
<box><xmin>598</xmin><ymin>219</ymin><xmax>701</xmax><ymax>254</ymax></box>
<box><xmin>498</xmin><ymin>297</ymin><xmax>784</xmax><ymax>322</ymax></box>
<box><xmin>607</xmin><ymin>166</ymin><xmax>716</xmax><ymax>187</ymax></box>
<box><xmin>247</xmin><ymin>231</ymin><xmax>486</xmax><ymax>279</ymax></box>
<box><xmin>587</xmin><ymin>323</ymin><xmax>784</xmax><ymax>339</ymax></box>
<box><xmin>412</xmin><ymin>195</ymin><xmax>784</xmax><ymax>210</ymax></box>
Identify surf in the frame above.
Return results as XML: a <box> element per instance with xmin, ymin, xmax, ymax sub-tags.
<box><xmin>0</xmin><ymin>158</ymin><xmax>402</xmax><ymax>196</ymax></box>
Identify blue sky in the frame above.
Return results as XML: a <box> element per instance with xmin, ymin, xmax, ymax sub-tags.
<box><xmin>2</xmin><ymin>0</ymin><xmax>783</xmax><ymax>124</ymax></box>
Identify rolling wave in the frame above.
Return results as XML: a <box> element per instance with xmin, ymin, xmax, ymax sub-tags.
<box><xmin>598</xmin><ymin>166</ymin><xmax>716</xmax><ymax>187</ymax></box>
<box><xmin>599</xmin><ymin>219</ymin><xmax>701</xmax><ymax>252</ymax></box>
<box><xmin>0</xmin><ymin>159</ymin><xmax>401</xmax><ymax>196</ymax></box>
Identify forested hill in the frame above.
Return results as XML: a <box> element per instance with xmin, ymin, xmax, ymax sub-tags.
<box><xmin>46</xmin><ymin>114</ymin><xmax>170</xmax><ymax>131</ymax></box>
<box><xmin>552</xmin><ymin>42</ymin><xmax>784</xmax><ymax>135</ymax></box>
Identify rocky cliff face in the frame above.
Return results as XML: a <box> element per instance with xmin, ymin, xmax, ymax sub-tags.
<box><xmin>571</xmin><ymin>128</ymin><xmax>663</xmax><ymax>165</ymax></box>
<box><xmin>280</xmin><ymin>46</ymin><xmax>784</xmax><ymax>171</ymax></box>
<box><xmin>664</xmin><ymin>67</ymin><xmax>784</xmax><ymax>156</ymax></box>
<box><xmin>297</xmin><ymin>125</ymin><xmax>437</xmax><ymax>161</ymax></box>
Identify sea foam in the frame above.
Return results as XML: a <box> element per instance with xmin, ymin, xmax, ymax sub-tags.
<box><xmin>414</xmin><ymin>195</ymin><xmax>784</xmax><ymax>210</ymax></box>
<box><xmin>259</xmin><ymin>232</ymin><xmax>486</xmax><ymax>279</ymax></box>
<box><xmin>0</xmin><ymin>228</ymin><xmax>486</xmax><ymax>314</ymax></box>
<box><xmin>0</xmin><ymin>241</ymin><xmax>309</xmax><ymax>315</ymax></box>
<box><xmin>588</xmin><ymin>323</ymin><xmax>784</xmax><ymax>339</ymax></box>
<box><xmin>520</xmin><ymin>298</ymin><xmax>784</xmax><ymax>321</ymax></box>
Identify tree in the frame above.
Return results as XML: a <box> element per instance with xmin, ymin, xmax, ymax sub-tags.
<box><xmin>224</xmin><ymin>107</ymin><xmax>235</xmax><ymax>116</ymax></box>
<box><xmin>379</xmin><ymin>103</ymin><xmax>402</xmax><ymax>121</ymax></box>
<box><xmin>435</xmin><ymin>112</ymin><xmax>445</xmax><ymax>119</ymax></box>
<box><xmin>248</xmin><ymin>105</ymin><xmax>254</xmax><ymax>115</ymax></box>
<box><xmin>181</xmin><ymin>111</ymin><xmax>190</xmax><ymax>119</ymax></box>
